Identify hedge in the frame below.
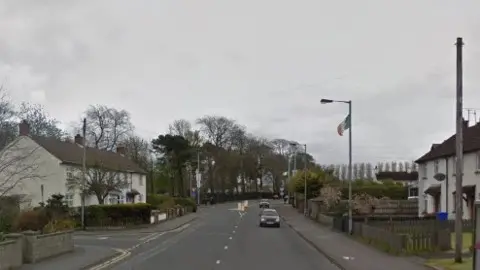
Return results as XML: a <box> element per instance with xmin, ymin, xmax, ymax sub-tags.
<box><xmin>84</xmin><ymin>203</ymin><xmax>153</xmax><ymax>226</ymax></box>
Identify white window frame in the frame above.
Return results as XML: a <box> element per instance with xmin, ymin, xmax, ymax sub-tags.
<box><xmin>64</xmin><ymin>193</ymin><xmax>74</xmax><ymax>207</ymax></box>
<box><xmin>408</xmin><ymin>187</ymin><xmax>419</xmax><ymax>198</ymax></box>
<box><xmin>422</xmin><ymin>164</ymin><xmax>427</xmax><ymax>178</ymax></box>
<box><xmin>108</xmin><ymin>193</ymin><xmax>120</xmax><ymax>205</ymax></box>
<box><xmin>476</xmin><ymin>152</ymin><xmax>480</xmax><ymax>170</ymax></box>
<box><xmin>433</xmin><ymin>160</ymin><xmax>439</xmax><ymax>174</ymax></box>
<box><xmin>66</xmin><ymin>167</ymin><xmax>75</xmax><ymax>181</ymax></box>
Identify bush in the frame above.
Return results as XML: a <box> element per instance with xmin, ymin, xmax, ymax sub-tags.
<box><xmin>14</xmin><ymin>209</ymin><xmax>49</xmax><ymax>232</ymax></box>
<box><xmin>174</xmin><ymin>197</ymin><xmax>197</xmax><ymax>212</ymax></box>
<box><xmin>43</xmin><ymin>219</ymin><xmax>75</xmax><ymax>233</ymax></box>
<box><xmin>85</xmin><ymin>203</ymin><xmax>153</xmax><ymax>226</ymax></box>
<box><xmin>147</xmin><ymin>194</ymin><xmax>175</xmax><ymax>210</ymax></box>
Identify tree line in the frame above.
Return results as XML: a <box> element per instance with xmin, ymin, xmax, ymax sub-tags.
<box><xmin>323</xmin><ymin>161</ymin><xmax>419</xmax><ymax>181</ymax></box>
<box><xmin>0</xmin><ymin>87</ymin><xmax>321</xmax><ymax>201</ymax></box>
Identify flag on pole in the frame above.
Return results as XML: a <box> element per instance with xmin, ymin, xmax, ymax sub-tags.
<box><xmin>337</xmin><ymin>114</ymin><xmax>351</xmax><ymax>136</ymax></box>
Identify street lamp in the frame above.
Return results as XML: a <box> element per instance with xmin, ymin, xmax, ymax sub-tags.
<box><xmin>320</xmin><ymin>98</ymin><xmax>353</xmax><ymax>235</ymax></box>
<box><xmin>290</xmin><ymin>142</ymin><xmax>308</xmax><ymax>216</ymax></box>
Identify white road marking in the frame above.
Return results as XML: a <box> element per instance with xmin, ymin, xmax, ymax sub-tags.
<box><xmin>216</xmin><ymin>260</ymin><xmax>221</xmax><ymax>264</ymax></box>
<box><xmin>224</xmin><ymin>246</ymin><xmax>228</xmax><ymax>250</ymax></box>
<box><xmin>234</xmin><ymin>225</ymin><xmax>238</xmax><ymax>228</ymax></box>
<box><xmin>88</xmin><ymin>248</ymin><xmax>131</xmax><ymax>270</ymax></box>
<box><xmin>232</xmin><ymin>230</ymin><xmax>235</xmax><ymax>234</ymax></box>
<box><xmin>139</xmin><ymin>233</ymin><xmax>156</xmax><ymax>241</ymax></box>
<box><xmin>97</xmin><ymin>237</ymin><xmax>109</xmax><ymax>240</ymax></box>
<box><xmin>342</xmin><ymin>256</ymin><xmax>355</xmax><ymax>260</ymax></box>
<box><xmin>229</xmin><ymin>236</ymin><xmax>232</xmax><ymax>240</ymax></box>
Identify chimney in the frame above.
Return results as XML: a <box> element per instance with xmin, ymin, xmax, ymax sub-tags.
<box><xmin>463</xmin><ymin>118</ymin><xmax>469</xmax><ymax>129</ymax></box>
<box><xmin>74</xmin><ymin>134</ymin><xmax>84</xmax><ymax>145</ymax></box>
<box><xmin>116</xmin><ymin>145</ymin><xmax>126</xmax><ymax>156</ymax></box>
<box><xmin>19</xmin><ymin>120</ymin><xmax>30</xmax><ymax>136</ymax></box>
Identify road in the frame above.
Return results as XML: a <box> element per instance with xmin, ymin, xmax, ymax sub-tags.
<box><xmin>104</xmin><ymin>201</ymin><xmax>339</xmax><ymax>270</ymax></box>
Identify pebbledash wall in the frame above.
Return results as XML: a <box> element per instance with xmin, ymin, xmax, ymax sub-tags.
<box><xmin>418</xmin><ymin>151</ymin><xmax>480</xmax><ymax>220</ymax></box>
<box><xmin>0</xmin><ymin>230</ymin><xmax>74</xmax><ymax>270</ymax></box>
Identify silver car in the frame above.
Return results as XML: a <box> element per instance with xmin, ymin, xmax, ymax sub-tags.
<box><xmin>259</xmin><ymin>209</ymin><xmax>280</xmax><ymax>227</ymax></box>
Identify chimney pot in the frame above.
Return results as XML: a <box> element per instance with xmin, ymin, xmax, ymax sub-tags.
<box><xmin>19</xmin><ymin>120</ymin><xmax>30</xmax><ymax>136</ymax></box>
<box><xmin>116</xmin><ymin>145</ymin><xmax>126</xmax><ymax>156</ymax></box>
<box><xmin>74</xmin><ymin>134</ymin><xmax>84</xmax><ymax>145</ymax></box>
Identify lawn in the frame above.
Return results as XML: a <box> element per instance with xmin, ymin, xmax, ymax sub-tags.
<box><xmin>426</xmin><ymin>258</ymin><xmax>472</xmax><ymax>270</ymax></box>
<box><xmin>450</xmin><ymin>232</ymin><xmax>472</xmax><ymax>251</ymax></box>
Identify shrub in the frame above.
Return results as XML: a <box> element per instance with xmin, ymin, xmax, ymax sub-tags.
<box><xmin>85</xmin><ymin>203</ymin><xmax>153</xmax><ymax>226</ymax></box>
<box><xmin>174</xmin><ymin>197</ymin><xmax>197</xmax><ymax>212</ymax></box>
<box><xmin>43</xmin><ymin>219</ymin><xmax>75</xmax><ymax>233</ymax></box>
<box><xmin>147</xmin><ymin>194</ymin><xmax>175</xmax><ymax>210</ymax></box>
<box><xmin>14</xmin><ymin>209</ymin><xmax>49</xmax><ymax>232</ymax></box>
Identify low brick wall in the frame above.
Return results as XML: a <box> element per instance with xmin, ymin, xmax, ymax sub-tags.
<box><xmin>0</xmin><ymin>234</ymin><xmax>23</xmax><ymax>270</ymax></box>
<box><xmin>23</xmin><ymin>230</ymin><xmax>74</xmax><ymax>263</ymax></box>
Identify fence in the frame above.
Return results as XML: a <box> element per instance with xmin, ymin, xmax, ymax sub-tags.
<box><xmin>304</xmin><ymin>198</ymin><xmax>468</xmax><ymax>255</ymax></box>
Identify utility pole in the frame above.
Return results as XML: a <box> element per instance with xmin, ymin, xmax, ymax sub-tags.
<box><xmin>196</xmin><ymin>150</ymin><xmax>201</xmax><ymax>205</ymax></box>
<box><xmin>303</xmin><ymin>144</ymin><xmax>307</xmax><ymax>216</ymax></box>
<box><xmin>454</xmin><ymin>37</ymin><xmax>464</xmax><ymax>263</ymax></box>
<box><xmin>81</xmin><ymin>118</ymin><xmax>87</xmax><ymax>230</ymax></box>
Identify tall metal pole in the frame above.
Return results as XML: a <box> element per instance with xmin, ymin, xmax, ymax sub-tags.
<box><xmin>81</xmin><ymin>118</ymin><xmax>87</xmax><ymax>230</ymax></box>
<box><xmin>454</xmin><ymin>37</ymin><xmax>464</xmax><ymax>263</ymax></box>
<box><xmin>303</xmin><ymin>144</ymin><xmax>307</xmax><ymax>216</ymax></box>
<box><xmin>348</xmin><ymin>101</ymin><xmax>353</xmax><ymax>235</ymax></box>
<box><xmin>196</xmin><ymin>150</ymin><xmax>201</xmax><ymax>205</ymax></box>
<box><xmin>287</xmin><ymin>154</ymin><xmax>291</xmax><ymax>202</ymax></box>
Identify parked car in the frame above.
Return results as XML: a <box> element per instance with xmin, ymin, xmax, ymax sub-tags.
<box><xmin>259</xmin><ymin>199</ymin><xmax>270</xmax><ymax>208</ymax></box>
<box><xmin>259</xmin><ymin>209</ymin><xmax>280</xmax><ymax>227</ymax></box>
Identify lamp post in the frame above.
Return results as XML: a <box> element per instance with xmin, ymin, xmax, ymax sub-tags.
<box><xmin>320</xmin><ymin>98</ymin><xmax>353</xmax><ymax>234</ymax></box>
<box><xmin>290</xmin><ymin>143</ymin><xmax>308</xmax><ymax>216</ymax></box>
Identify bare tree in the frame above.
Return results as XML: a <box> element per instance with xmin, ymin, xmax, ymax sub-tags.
<box><xmin>391</xmin><ymin>161</ymin><xmax>397</xmax><ymax>172</ymax></box>
<box><xmin>376</xmin><ymin>162</ymin><xmax>384</xmax><ymax>172</ymax></box>
<box><xmin>67</xmin><ymin>161</ymin><xmax>128</xmax><ymax>204</ymax></box>
<box><xmin>353</xmin><ymin>163</ymin><xmax>359</xmax><ymax>180</ymax></box>
<box><xmin>0</xmin><ymin>142</ymin><xmax>43</xmax><ymax>203</ymax></box>
<box><xmin>196</xmin><ymin>115</ymin><xmax>236</xmax><ymax>148</ymax></box>
<box><xmin>358</xmin><ymin>162</ymin><xmax>366</xmax><ymax>179</ymax></box>
<box><xmin>366</xmin><ymin>163</ymin><xmax>373</xmax><ymax>179</ymax></box>
<box><xmin>123</xmin><ymin>135</ymin><xmax>150</xmax><ymax>170</ymax></box>
<box><xmin>398</xmin><ymin>161</ymin><xmax>405</xmax><ymax>172</ymax></box>
<box><xmin>78</xmin><ymin>105</ymin><xmax>133</xmax><ymax>151</ymax></box>
<box><xmin>341</xmin><ymin>164</ymin><xmax>347</xmax><ymax>180</ymax></box>
<box><xmin>404</xmin><ymin>161</ymin><xmax>411</xmax><ymax>172</ymax></box>
<box><xmin>0</xmin><ymin>87</ymin><xmax>18</xmax><ymax>149</ymax></box>
<box><xmin>17</xmin><ymin>102</ymin><xmax>65</xmax><ymax>139</ymax></box>
<box><xmin>384</xmin><ymin>162</ymin><xmax>391</xmax><ymax>172</ymax></box>
<box><xmin>411</xmin><ymin>161</ymin><xmax>418</xmax><ymax>172</ymax></box>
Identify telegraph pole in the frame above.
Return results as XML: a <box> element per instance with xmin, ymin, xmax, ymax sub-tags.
<box><xmin>454</xmin><ymin>37</ymin><xmax>464</xmax><ymax>263</ymax></box>
<box><xmin>81</xmin><ymin>118</ymin><xmax>87</xmax><ymax>230</ymax></box>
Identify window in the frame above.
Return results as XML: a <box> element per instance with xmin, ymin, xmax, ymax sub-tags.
<box><xmin>408</xmin><ymin>187</ymin><xmax>419</xmax><ymax>197</ymax></box>
<box><xmin>108</xmin><ymin>194</ymin><xmax>120</xmax><ymax>204</ymax></box>
<box><xmin>421</xmin><ymin>164</ymin><xmax>427</xmax><ymax>178</ymax></box>
<box><xmin>64</xmin><ymin>193</ymin><xmax>74</xmax><ymax>207</ymax></box>
<box><xmin>476</xmin><ymin>152</ymin><xmax>480</xmax><ymax>170</ymax></box>
<box><xmin>434</xmin><ymin>160</ymin><xmax>439</xmax><ymax>174</ymax></box>
<box><xmin>66</xmin><ymin>167</ymin><xmax>75</xmax><ymax>180</ymax></box>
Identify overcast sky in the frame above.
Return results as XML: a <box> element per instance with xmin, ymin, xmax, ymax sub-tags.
<box><xmin>1</xmin><ymin>1</ymin><xmax>480</xmax><ymax>164</ymax></box>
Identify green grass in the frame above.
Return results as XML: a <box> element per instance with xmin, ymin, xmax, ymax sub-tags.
<box><xmin>426</xmin><ymin>258</ymin><xmax>472</xmax><ymax>270</ymax></box>
<box><xmin>450</xmin><ymin>232</ymin><xmax>472</xmax><ymax>251</ymax></box>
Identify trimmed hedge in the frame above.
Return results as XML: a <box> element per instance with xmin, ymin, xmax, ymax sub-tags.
<box><xmin>173</xmin><ymin>197</ymin><xmax>197</xmax><ymax>212</ymax></box>
<box><xmin>85</xmin><ymin>203</ymin><xmax>153</xmax><ymax>226</ymax></box>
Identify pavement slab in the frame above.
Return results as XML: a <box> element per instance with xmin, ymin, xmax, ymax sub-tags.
<box><xmin>276</xmin><ymin>205</ymin><xmax>431</xmax><ymax>270</ymax></box>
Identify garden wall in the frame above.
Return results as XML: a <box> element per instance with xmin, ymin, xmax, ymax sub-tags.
<box><xmin>0</xmin><ymin>230</ymin><xmax>73</xmax><ymax>269</ymax></box>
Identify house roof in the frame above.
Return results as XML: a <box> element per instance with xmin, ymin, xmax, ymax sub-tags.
<box><xmin>30</xmin><ymin>135</ymin><xmax>146</xmax><ymax>174</ymax></box>
<box><xmin>375</xmin><ymin>171</ymin><xmax>418</xmax><ymax>181</ymax></box>
<box><xmin>415</xmin><ymin>120</ymin><xmax>480</xmax><ymax>163</ymax></box>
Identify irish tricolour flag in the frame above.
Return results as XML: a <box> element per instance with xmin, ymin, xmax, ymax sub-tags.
<box><xmin>337</xmin><ymin>114</ymin><xmax>351</xmax><ymax>136</ymax></box>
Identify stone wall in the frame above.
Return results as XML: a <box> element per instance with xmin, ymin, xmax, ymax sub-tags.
<box><xmin>0</xmin><ymin>234</ymin><xmax>23</xmax><ymax>270</ymax></box>
<box><xmin>0</xmin><ymin>230</ymin><xmax>74</xmax><ymax>268</ymax></box>
<box><xmin>23</xmin><ymin>230</ymin><xmax>74</xmax><ymax>263</ymax></box>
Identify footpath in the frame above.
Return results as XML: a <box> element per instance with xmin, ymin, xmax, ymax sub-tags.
<box><xmin>277</xmin><ymin>205</ymin><xmax>430</xmax><ymax>270</ymax></box>
<box><xmin>21</xmin><ymin>213</ymin><xmax>198</xmax><ymax>270</ymax></box>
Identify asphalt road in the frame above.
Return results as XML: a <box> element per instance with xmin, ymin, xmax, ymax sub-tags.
<box><xmin>107</xmin><ymin>201</ymin><xmax>339</xmax><ymax>270</ymax></box>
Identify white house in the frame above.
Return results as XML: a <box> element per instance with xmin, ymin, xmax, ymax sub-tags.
<box><xmin>416</xmin><ymin>119</ymin><xmax>480</xmax><ymax>220</ymax></box>
<box><xmin>1</xmin><ymin>120</ymin><xmax>147</xmax><ymax>209</ymax></box>
<box><xmin>375</xmin><ymin>171</ymin><xmax>419</xmax><ymax>199</ymax></box>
